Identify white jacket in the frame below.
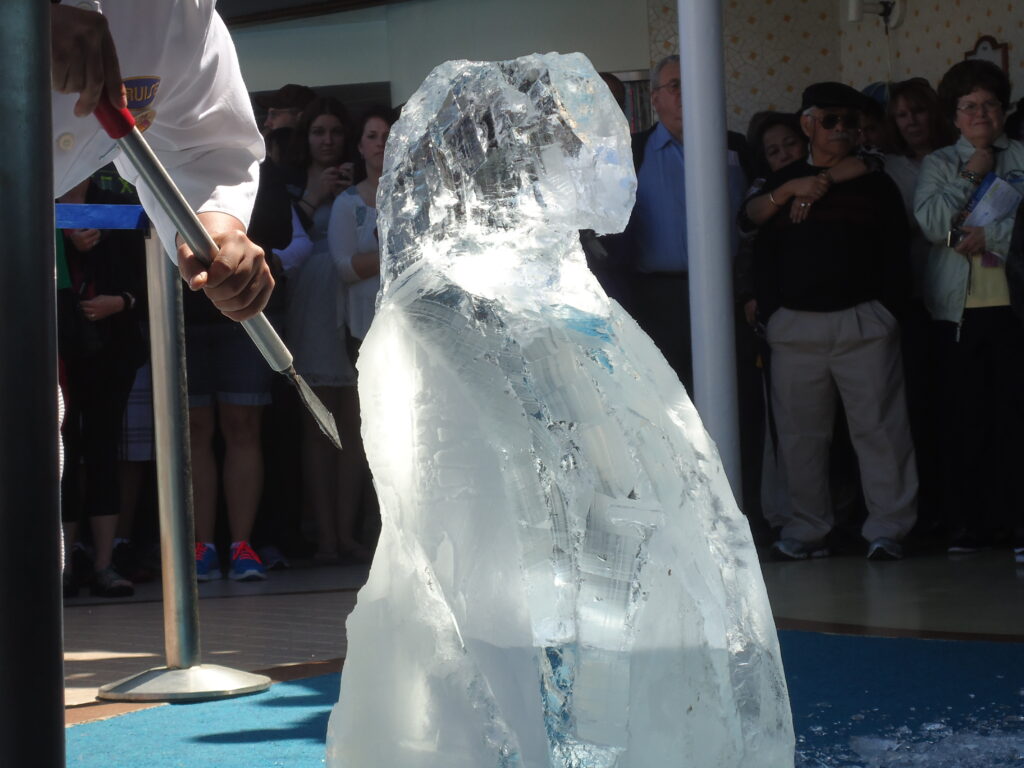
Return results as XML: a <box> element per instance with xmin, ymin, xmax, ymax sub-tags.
<box><xmin>914</xmin><ymin>133</ymin><xmax>1024</xmax><ymax>323</ymax></box>
<box><xmin>52</xmin><ymin>0</ymin><xmax>265</xmax><ymax>257</ymax></box>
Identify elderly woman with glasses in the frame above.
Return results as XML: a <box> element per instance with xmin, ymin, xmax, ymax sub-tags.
<box><xmin>914</xmin><ymin>60</ymin><xmax>1024</xmax><ymax>561</ymax></box>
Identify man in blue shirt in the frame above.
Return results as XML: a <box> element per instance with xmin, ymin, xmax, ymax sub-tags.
<box><xmin>627</xmin><ymin>54</ymin><xmax>747</xmax><ymax>393</ymax></box>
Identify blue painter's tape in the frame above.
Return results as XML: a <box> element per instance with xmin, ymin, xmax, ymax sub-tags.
<box><xmin>55</xmin><ymin>204</ymin><xmax>149</xmax><ymax>231</ymax></box>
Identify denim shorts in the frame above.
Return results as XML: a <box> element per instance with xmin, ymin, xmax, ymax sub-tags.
<box><xmin>184</xmin><ymin>321</ymin><xmax>274</xmax><ymax>408</ymax></box>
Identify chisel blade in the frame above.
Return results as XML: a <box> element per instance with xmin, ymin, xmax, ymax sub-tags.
<box><xmin>288</xmin><ymin>366</ymin><xmax>342</xmax><ymax>450</ymax></box>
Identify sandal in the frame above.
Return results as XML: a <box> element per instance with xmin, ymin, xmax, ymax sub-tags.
<box><xmin>90</xmin><ymin>566</ymin><xmax>134</xmax><ymax>598</ymax></box>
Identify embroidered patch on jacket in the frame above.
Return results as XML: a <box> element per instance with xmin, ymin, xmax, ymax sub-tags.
<box><xmin>123</xmin><ymin>76</ymin><xmax>161</xmax><ymax>132</ymax></box>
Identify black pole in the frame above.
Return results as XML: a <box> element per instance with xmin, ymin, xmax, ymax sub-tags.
<box><xmin>0</xmin><ymin>2</ymin><xmax>65</xmax><ymax>767</ymax></box>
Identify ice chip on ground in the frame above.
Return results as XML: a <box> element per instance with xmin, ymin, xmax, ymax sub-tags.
<box><xmin>844</xmin><ymin>731</ymin><xmax>1024</xmax><ymax>767</ymax></box>
<box><xmin>325</xmin><ymin>51</ymin><xmax>794</xmax><ymax>767</ymax></box>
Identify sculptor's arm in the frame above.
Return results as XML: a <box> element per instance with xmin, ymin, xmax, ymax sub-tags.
<box><xmin>51</xmin><ymin>3</ymin><xmax>272</xmax><ymax>320</ymax></box>
<box><xmin>177</xmin><ymin>212</ymin><xmax>273</xmax><ymax>321</ymax></box>
<box><xmin>116</xmin><ymin>10</ymin><xmax>265</xmax><ymax>256</ymax></box>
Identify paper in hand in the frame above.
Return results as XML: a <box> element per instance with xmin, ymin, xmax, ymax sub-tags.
<box><xmin>963</xmin><ymin>173</ymin><xmax>1023</xmax><ymax>228</ymax></box>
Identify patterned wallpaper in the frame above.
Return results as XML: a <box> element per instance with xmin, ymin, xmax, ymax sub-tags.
<box><xmin>840</xmin><ymin>1</ymin><xmax>1023</xmax><ymax>95</ymax></box>
<box><xmin>647</xmin><ymin>0</ymin><xmax>1022</xmax><ymax>135</ymax></box>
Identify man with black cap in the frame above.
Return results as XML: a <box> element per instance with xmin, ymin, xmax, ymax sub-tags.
<box><xmin>257</xmin><ymin>83</ymin><xmax>317</xmax><ymax>134</ymax></box>
<box><xmin>754</xmin><ymin>81</ymin><xmax>918</xmax><ymax>562</ymax></box>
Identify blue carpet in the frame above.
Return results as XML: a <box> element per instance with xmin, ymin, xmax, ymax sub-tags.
<box><xmin>66</xmin><ymin>631</ymin><xmax>1024</xmax><ymax>767</ymax></box>
<box><xmin>66</xmin><ymin>674</ymin><xmax>336</xmax><ymax>768</ymax></box>
<box><xmin>782</xmin><ymin>632</ymin><xmax>1024</xmax><ymax>766</ymax></box>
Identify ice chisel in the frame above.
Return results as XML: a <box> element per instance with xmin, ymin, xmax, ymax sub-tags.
<box><xmin>94</xmin><ymin>99</ymin><xmax>342</xmax><ymax>450</ymax></box>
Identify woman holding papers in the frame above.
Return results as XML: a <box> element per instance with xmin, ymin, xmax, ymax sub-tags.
<box><xmin>914</xmin><ymin>60</ymin><xmax>1024</xmax><ymax>561</ymax></box>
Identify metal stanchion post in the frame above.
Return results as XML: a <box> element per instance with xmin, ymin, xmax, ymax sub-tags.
<box><xmin>97</xmin><ymin>232</ymin><xmax>269</xmax><ymax>700</ymax></box>
<box><xmin>0</xmin><ymin>2</ymin><xmax>65</xmax><ymax>766</ymax></box>
<box><xmin>147</xmin><ymin>234</ymin><xmax>200</xmax><ymax>669</ymax></box>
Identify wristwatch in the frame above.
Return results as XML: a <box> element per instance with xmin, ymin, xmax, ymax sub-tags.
<box><xmin>120</xmin><ymin>291</ymin><xmax>136</xmax><ymax>311</ymax></box>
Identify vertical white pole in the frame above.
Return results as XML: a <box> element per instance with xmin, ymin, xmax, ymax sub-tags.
<box><xmin>678</xmin><ymin>0</ymin><xmax>743</xmax><ymax>501</ymax></box>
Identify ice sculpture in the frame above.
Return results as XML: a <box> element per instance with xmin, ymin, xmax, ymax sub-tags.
<box><xmin>326</xmin><ymin>52</ymin><xmax>794</xmax><ymax>768</ymax></box>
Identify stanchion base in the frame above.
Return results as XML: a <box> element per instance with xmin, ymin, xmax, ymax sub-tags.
<box><xmin>96</xmin><ymin>664</ymin><xmax>271</xmax><ymax>702</ymax></box>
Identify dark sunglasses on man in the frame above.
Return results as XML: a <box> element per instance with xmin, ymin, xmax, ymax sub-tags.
<box><xmin>813</xmin><ymin>112</ymin><xmax>860</xmax><ymax>130</ymax></box>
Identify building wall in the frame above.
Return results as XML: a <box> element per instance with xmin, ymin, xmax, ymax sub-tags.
<box><xmin>231</xmin><ymin>1</ymin><xmax>1022</xmax><ymax>131</ymax></box>
<box><xmin>385</xmin><ymin>0</ymin><xmax>649</xmax><ymax>105</ymax></box>
<box><xmin>649</xmin><ymin>0</ymin><xmax>841</xmax><ymax>134</ymax></box>
<box><xmin>230</xmin><ymin>8</ymin><xmax>390</xmax><ymax>91</ymax></box>
<box><xmin>231</xmin><ymin>0</ymin><xmax>650</xmax><ymax>105</ymax></box>
<box><xmin>840</xmin><ymin>1</ymin><xmax>1023</xmax><ymax>99</ymax></box>
<box><xmin>647</xmin><ymin>0</ymin><xmax>1022</xmax><ymax>134</ymax></box>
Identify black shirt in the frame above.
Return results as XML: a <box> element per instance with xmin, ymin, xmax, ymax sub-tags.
<box><xmin>754</xmin><ymin>160</ymin><xmax>911</xmax><ymax>319</ymax></box>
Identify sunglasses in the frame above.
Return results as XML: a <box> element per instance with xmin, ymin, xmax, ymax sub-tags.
<box><xmin>813</xmin><ymin>112</ymin><xmax>860</xmax><ymax>130</ymax></box>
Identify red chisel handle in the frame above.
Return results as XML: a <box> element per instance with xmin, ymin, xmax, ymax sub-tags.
<box><xmin>94</xmin><ymin>99</ymin><xmax>136</xmax><ymax>140</ymax></box>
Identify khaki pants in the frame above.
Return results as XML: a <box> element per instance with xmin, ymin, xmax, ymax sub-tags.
<box><xmin>767</xmin><ymin>301</ymin><xmax>918</xmax><ymax>543</ymax></box>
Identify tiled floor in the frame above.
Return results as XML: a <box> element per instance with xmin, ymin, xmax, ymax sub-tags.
<box><xmin>762</xmin><ymin>550</ymin><xmax>1024</xmax><ymax>640</ymax></box>
<box><xmin>63</xmin><ymin>548</ymin><xmax>1024</xmax><ymax>723</ymax></box>
<box><xmin>63</xmin><ymin>564</ymin><xmax>366</xmax><ymax>709</ymax></box>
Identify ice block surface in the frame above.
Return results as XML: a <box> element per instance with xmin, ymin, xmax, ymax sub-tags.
<box><xmin>326</xmin><ymin>51</ymin><xmax>794</xmax><ymax>768</ymax></box>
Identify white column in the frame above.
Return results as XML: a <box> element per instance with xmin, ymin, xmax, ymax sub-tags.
<box><xmin>678</xmin><ymin>0</ymin><xmax>743</xmax><ymax>501</ymax></box>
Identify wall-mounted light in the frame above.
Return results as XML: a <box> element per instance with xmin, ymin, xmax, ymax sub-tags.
<box><xmin>846</xmin><ymin>0</ymin><xmax>906</xmax><ymax>30</ymax></box>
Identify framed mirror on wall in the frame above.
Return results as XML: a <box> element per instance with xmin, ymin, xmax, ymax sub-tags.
<box><xmin>965</xmin><ymin>36</ymin><xmax>1010</xmax><ymax>73</ymax></box>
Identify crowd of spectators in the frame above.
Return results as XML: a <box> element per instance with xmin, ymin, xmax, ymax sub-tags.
<box><xmin>616</xmin><ymin>55</ymin><xmax>1024</xmax><ymax>565</ymax></box>
<box><xmin>59</xmin><ymin>54</ymin><xmax>1024</xmax><ymax>598</ymax></box>
<box><xmin>60</xmin><ymin>83</ymin><xmax>396</xmax><ymax>595</ymax></box>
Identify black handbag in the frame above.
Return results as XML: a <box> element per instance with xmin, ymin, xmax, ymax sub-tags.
<box><xmin>57</xmin><ymin>288</ymin><xmax>111</xmax><ymax>361</ymax></box>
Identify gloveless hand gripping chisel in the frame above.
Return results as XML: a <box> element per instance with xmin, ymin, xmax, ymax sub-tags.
<box><xmin>94</xmin><ymin>100</ymin><xmax>342</xmax><ymax>450</ymax></box>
